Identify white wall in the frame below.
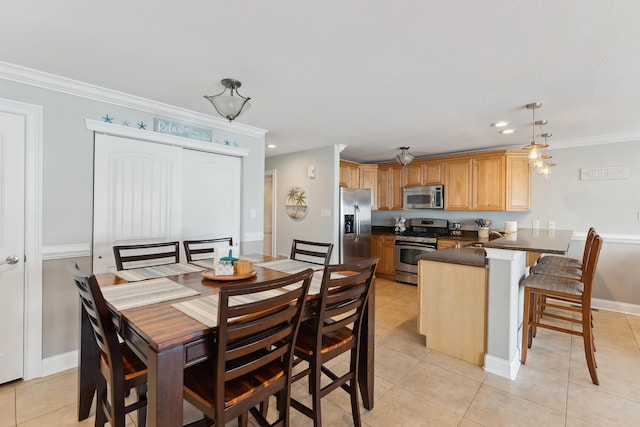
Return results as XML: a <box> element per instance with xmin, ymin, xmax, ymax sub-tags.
<box><xmin>373</xmin><ymin>140</ymin><xmax>640</xmax><ymax>310</ymax></box>
<box><xmin>265</xmin><ymin>145</ymin><xmax>340</xmax><ymax>261</ymax></box>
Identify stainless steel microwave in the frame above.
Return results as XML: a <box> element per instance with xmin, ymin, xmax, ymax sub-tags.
<box><xmin>403</xmin><ymin>185</ymin><xmax>444</xmax><ymax>209</ymax></box>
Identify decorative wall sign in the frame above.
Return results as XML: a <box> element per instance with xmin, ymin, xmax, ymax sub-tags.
<box><xmin>580</xmin><ymin>166</ymin><xmax>629</xmax><ymax>181</ymax></box>
<box><xmin>154</xmin><ymin>117</ymin><xmax>213</xmax><ymax>142</ymax></box>
<box><xmin>285</xmin><ymin>186</ymin><xmax>309</xmax><ymax>220</ymax></box>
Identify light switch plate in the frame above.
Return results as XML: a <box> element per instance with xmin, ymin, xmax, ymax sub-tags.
<box><xmin>321</xmin><ymin>209</ymin><xmax>331</xmax><ymax>217</ymax></box>
<box><xmin>547</xmin><ymin>220</ymin><xmax>555</xmax><ymax>230</ymax></box>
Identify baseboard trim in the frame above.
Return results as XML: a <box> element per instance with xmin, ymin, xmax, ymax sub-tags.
<box><xmin>592</xmin><ymin>298</ymin><xmax>640</xmax><ymax>316</ymax></box>
<box><xmin>41</xmin><ymin>350</ymin><xmax>78</xmax><ymax>377</ymax></box>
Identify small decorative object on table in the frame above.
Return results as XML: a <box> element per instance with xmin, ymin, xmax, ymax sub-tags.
<box><xmin>393</xmin><ymin>216</ymin><xmax>407</xmax><ymax>233</ymax></box>
<box><xmin>215</xmin><ymin>261</ymin><xmax>234</xmax><ymax>276</ymax></box>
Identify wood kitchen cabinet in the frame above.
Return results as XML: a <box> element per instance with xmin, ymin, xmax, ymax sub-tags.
<box><xmin>444</xmin><ymin>151</ymin><xmax>530</xmax><ymax>211</ymax></box>
<box><xmin>418</xmin><ymin>259</ymin><xmax>488</xmax><ymax>366</ymax></box>
<box><xmin>339</xmin><ymin>160</ymin><xmax>360</xmax><ymax>188</ymax></box>
<box><xmin>444</xmin><ymin>158</ymin><xmax>473</xmax><ymax>210</ymax></box>
<box><xmin>377</xmin><ymin>164</ymin><xmax>403</xmax><ymax>210</ymax></box>
<box><xmin>422</xmin><ymin>160</ymin><xmax>444</xmax><ymax>185</ymax></box>
<box><xmin>405</xmin><ymin>160</ymin><xmax>444</xmax><ymax>186</ymax></box>
<box><xmin>473</xmin><ymin>154</ymin><xmax>505</xmax><ymax>211</ymax></box>
<box><xmin>404</xmin><ymin>163</ymin><xmax>422</xmax><ymax>186</ymax></box>
<box><xmin>505</xmin><ymin>152</ymin><xmax>531</xmax><ymax>211</ymax></box>
<box><xmin>436</xmin><ymin>238</ymin><xmax>461</xmax><ymax>250</ymax></box>
<box><xmin>359</xmin><ymin>164</ymin><xmax>378</xmax><ymax>210</ymax></box>
<box><xmin>372</xmin><ymin>233</ymin><xmax>395</xmax><ymax>279</ymax></box>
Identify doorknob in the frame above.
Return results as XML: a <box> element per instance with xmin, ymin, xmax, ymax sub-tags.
<box><xmin>1</xmin><ymin>255</ymin><xmax>20</xmax><ymax>265</ymax></box>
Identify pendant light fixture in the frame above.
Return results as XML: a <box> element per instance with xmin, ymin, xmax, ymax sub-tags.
<box><xmin>204</xmin><ymin>78</ymin><xmax>251</xmax><ymax>122</ymax></box>
<box><xmin>396</xmin><ymin>146</ymin><xmax>415</xmax><ymax>166</ymax></box>
<box><xmin>521</xmin><ymin>102</ymin><xmax>556</xmax><ymax>177</ymax></box>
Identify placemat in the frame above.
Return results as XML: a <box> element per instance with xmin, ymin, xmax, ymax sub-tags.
<box><xmin>102</xmin><ymin>278</ymin><xmax>200</xmax><ymax>311</ymax></box>
<box><xmin>114</xmin><ymin>263</ymin><xmax>206</xmax><ymax>282</ymax></box>
<box><xmin>172</xmin><ymin>288</ymin><xmax>286</xmax><ymax>328</ymax></box>
<box><xmin>254</xmin><ymin>259</ymin><xmax>323</xmax><ymax>274</ymax></box>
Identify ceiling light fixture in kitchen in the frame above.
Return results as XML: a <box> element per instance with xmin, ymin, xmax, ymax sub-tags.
<box><xmin>396</xmin><ymin>146</ymin><xmax>415</xmax><ymax>166</ymax></box>
<box><xmin>204</xmin><ymin>78</ymin><xmax>251</xmax><ymax>122</ymax></box>
<box><xmin>521</xmin><ymin>102</ymin><xmax>556</xmax><ymax>176</ymax></box>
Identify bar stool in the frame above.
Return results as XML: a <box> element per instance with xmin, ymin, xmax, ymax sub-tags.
<box><xmin>521</xmin><ymin>235</ymin><xmax>603</xmax><ymax>384</ymax></box>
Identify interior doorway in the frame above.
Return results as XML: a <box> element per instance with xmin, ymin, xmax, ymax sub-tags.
<box><xmin>0</xmin><ymin>98</ymin><xmax>43</xmax><ymax>382</ymax></box>
<box><xmin>263</xmin><ymin>170</ymin><xmax>276</xmax><ymax>256</ymax></box>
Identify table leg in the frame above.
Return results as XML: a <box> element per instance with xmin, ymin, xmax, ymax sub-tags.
<box><xmin>78</xmin><ymin>305</ymin><xmax>96</xmax><ymax>421</ymax></box>
<box><xmin>147</xmin><ymin>345</ymin><xmax>184</xmax><ymax>427</ymax></box>
<box><xmin>358</xmin><ymin>279</ymin><xmax>375</xmax><ymax>410</ymax></box>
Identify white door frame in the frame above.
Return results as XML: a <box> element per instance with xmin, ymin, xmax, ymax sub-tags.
<box><xmin>0</xmin><ymin>98</ymin><xmax>43</xmax><ymax>380</ymax></box>
<box><xmin>265</xmin><ymin>169</ymin><xmax>277</xmax><ymax>256</ymax></box>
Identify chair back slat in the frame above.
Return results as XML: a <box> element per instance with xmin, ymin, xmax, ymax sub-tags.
<box><xmin>290</xmin><ymin>239</ymin><xmax>334</xmax><ymax>265</ymax></box>
<box><xmin>183</xmin><ymin>237</ymin><xmax>233</xmax><ymax>262</ymax></box>
<box><xmin>113</xmin><ymin>241</ymin><xmax>180</xmax><ymax>270</ymax></box>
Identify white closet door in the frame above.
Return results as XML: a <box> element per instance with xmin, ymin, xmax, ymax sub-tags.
<box><xmin>93</xmin><ymin>134</ymin><xmax>183</xmax><ymax>273</ymax></box>
<box><xmin>182</xmin><ymin>149</ymin><xmax>241</xmax><ymax>246</ymax></box>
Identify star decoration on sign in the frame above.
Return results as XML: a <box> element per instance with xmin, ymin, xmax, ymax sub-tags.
<box><xmin>121</xmin><ymin>119</ymin><xmax>130</xmax><ymax>127</ymax></box>
<box><xmin>224</xmin><ymin>139</ymin><xmax>231</xmax><ymax>146</ymax></box>
<box><xmin>102</xmin><ymin>114</ymin><xmax>114</xmax><ymax>123</ymax></box>
<box><xmin>137</xmin><ymin>121</ymin><xmax>147</xmax><ymax>130</ymax></box>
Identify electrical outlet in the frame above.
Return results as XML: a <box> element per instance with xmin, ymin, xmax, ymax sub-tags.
<box><xmin>532</xmin><ymin>220</ymin><xmax>540</xmax><ymax>229</ymax></box>
<box><xmin>548</xmin><ymin>220</ymin><xmax>555</xmax><ymax>230</ymax></box>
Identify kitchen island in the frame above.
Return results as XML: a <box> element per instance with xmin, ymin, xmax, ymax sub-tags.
<box><xmin>417</xmin><ymin>228</ymin><xmax>573</xmax><ymax>380</ymax></box>
<box><xmin>418</xmin><ymin>247</ymin><xmax>488</xmax><ymax>366</ymax></box>
<box><xmin>481</xmin><ymin>228</ymin><xmax>573</xmax><ymax>379</ymax></box>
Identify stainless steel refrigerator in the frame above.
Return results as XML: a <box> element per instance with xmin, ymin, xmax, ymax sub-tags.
<box><xmin>339</xmin><ymin>187</ymin><xmax>372</xmax><ymax>263</ymax></box>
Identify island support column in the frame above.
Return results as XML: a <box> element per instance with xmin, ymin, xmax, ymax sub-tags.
<box><xmin>483</xmin><ymin>248</ymin><xmax>527</xmax><ymax>379</ymax></box>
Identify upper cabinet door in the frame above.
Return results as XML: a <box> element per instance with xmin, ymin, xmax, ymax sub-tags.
<box><xmin>404</xmin><ymin>164</ymin><xmax>422</xmax><ymax>186</ymax></box>
<box><xmin>473</xmin><ymin>155</ymin><xmax>505</xmax><ymax>211</ymax></box>
<box><xmin>506</xmin><ymin>153</ymin><xmax>531</xmax><ymax>211</ymax></box>
<box><xmin>444</xmin><ymin>158</ymin><xmax>473</xmax><ymax>210</ymax></box>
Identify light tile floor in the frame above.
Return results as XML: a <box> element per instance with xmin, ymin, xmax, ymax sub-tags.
<box><xmin>2</xmin><ymin>278</ymin><xmax>639</xmax><ymax>426</ymax></box>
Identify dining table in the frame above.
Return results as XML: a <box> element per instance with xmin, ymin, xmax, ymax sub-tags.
<box><xmin>77</xmin><ymin>255</ymin><xmax>376</xmax><ymax>427</ymax></box>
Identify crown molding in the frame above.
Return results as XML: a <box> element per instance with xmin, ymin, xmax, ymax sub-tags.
<box><xmin>546</xmin><ymin>131</ymin><xmax>640</xmax><ymax>150</ymax></box>
<box><xmin>0</xmin><ymin>61</ymin><xmax>267</xmax><ymax>139</ymax></box>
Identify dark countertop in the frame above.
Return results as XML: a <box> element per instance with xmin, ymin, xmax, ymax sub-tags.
<box><xmin>418</xmin><ymin>247</ymin><xmax>487</xmax><ymax>267</ymax></box>
<box><xmin>482</xmin><ymin>228</ymin><xmax>573</xmax><ymax>254</ymax></box>
<box><xmin>372</xmin><ymin>226</ymin><xmax>397</xmax><ymax>235</ymax></box>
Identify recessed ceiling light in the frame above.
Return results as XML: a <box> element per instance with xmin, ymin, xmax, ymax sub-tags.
<box><xmin>499</xmin><ymin>129</ymin><xmax>515</xmax><ymax>134</ymax></box>
<box><xmin>266</xmin><ymin>143</ymin><xmax>276</xmax><ymax>149</ymax></box>
<box><xmin>491</xmin><ymin>121</ymin><xmax>509</xmax><ymax>127</ymax></box>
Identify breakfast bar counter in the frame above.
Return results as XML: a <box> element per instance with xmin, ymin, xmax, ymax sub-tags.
<box><xmin>481</xmin><ymin>228</ymin><xmax>573</xmax><ymax>380</ymax></box>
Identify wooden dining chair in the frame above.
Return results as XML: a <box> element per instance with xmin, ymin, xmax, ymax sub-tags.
<box><xmin>183</xmin><ymin>237</ymin><xmax>233</xmax><ymax>262</ymax></box>
<box><xmin>521</xmin><ymin>235</ymin><xmax>603</xmax><ymax>385</ymax></box>
<box><xmin>67</xmin><ymin>262</ymin><xmax>148</xmax><ymax>427</ymax></box>
<box><xmin>290</xmin><ymin>257</ymin><xmax>379</xmax><ymax>427</ymax></box>
<box><xmin>289</xmin><ymin>239</ymin><xmax>334</xmax><ymax>265</ymax></box>
<box><xmin>182</xmin><ymin>268</ymin><xmax>314</xmax><ymax>427</ymax></box>
<box><xmin>112</xmin><ymin>241</ymin><xmax>179</xmax><ymax>270</ymax></box>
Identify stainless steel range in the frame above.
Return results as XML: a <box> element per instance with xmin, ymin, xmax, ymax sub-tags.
<box><xmin>395</xmin><ymin>218</ymin><xmax>449</xmax><ymax>285</ymax></box>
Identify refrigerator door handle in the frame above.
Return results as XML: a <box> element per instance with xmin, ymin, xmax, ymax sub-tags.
<box><xmin>354</xmin><ymin>204</ymin><xmax>360</xmax><ymax>241</ymax></box>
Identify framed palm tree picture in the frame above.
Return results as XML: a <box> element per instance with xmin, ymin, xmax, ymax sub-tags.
<box><xmin>285</xmin><ymin>186</ymin><xmax>309</xmax><ymax>220</ymax></box>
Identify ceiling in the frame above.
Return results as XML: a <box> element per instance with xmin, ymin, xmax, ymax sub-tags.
<box><xmin>2</xmin><ymin>1</ymin><xmax>640</xmax><ymax>163</ymax></box>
